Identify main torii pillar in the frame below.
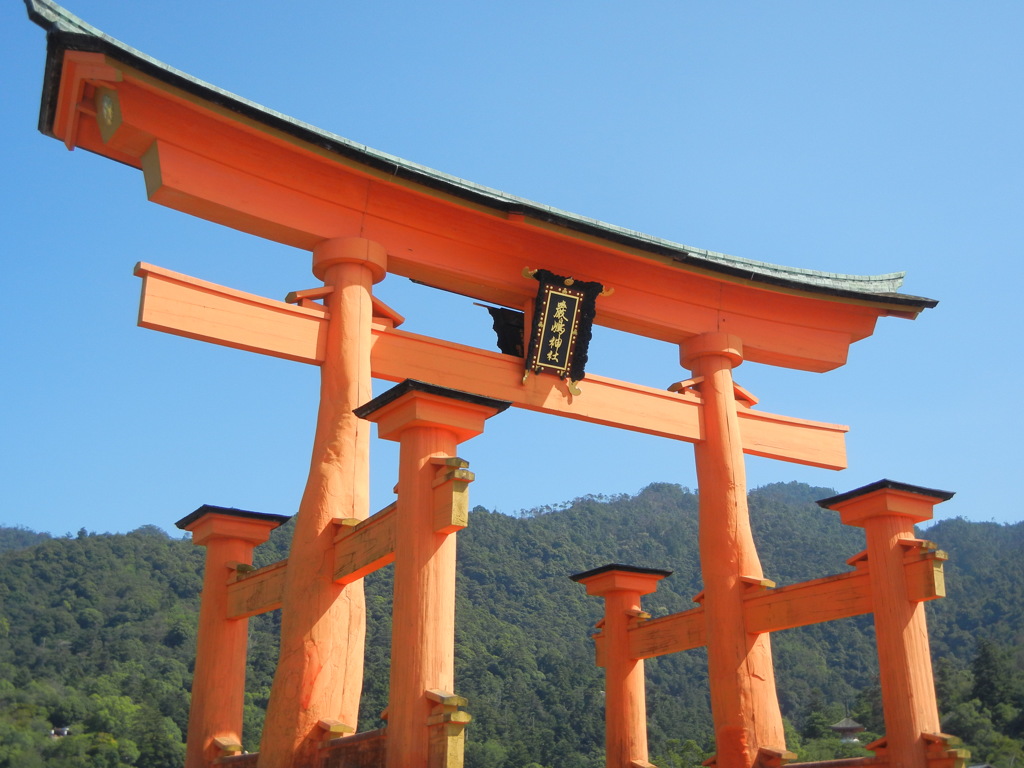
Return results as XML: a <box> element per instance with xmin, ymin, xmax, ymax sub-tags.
<box><xmin>682</xmin><ymin>333</ymin><xmax>786</xmax><ymax>768</ymax></box>
<box><xmin>259</xmin><ymin>238</ymin><xmax>387</xmax><ymax>768</ymax></box>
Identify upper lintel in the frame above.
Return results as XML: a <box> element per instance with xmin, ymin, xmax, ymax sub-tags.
<box><xmin>25</xmin><ymin>0</ymin><xmax>940</xmax><ymax>373</ymax></box>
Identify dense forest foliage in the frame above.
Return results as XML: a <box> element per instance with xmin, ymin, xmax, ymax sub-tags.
<box><xmin>0</xmin><ymin>482</ymin><xmax>1021</xmax><ymax>768</ymax></box>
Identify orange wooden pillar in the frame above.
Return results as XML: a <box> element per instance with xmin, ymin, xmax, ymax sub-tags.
<box><xmin>260</xmin><ymin>237</ymin><xmax>387</xmax><ymax>768</ymax></box>
<box><xmin>176</xmin><ymin>505</ymin><xmax>288</xmax><ymax>768</ymax></box>
<box><xmin>680</xmin><ymin>332</ymin><xmax>786</xmax><ymax>768</ymax></box>
<box><xmin>819</xmin><ymin>480</ymin><xmax>953</xmax><ymax>768</ymax></box>
<box><xmin>356</xmin><ymin>380</ymin><xmax>509</xmax><ymax>768</ymax></box>
<box><xmin>572</xmin><ymin>564</ymin><xmax>671</xmax><ymax>768</ymax></box>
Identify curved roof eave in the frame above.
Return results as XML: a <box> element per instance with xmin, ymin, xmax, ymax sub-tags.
<box><xmin>25</xmin><ymin>0</ymin><xmax>938</xmax><ymax>312</ymax></box>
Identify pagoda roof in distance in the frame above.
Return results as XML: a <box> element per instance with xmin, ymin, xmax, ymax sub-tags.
<box><xmin>24</xmin><ymin>0</ymin><xmax>936</xmax><ymax>313</ymax></box>
<box><xmin>830</xmin><ymin>717</ymin><xmax>865</xmax><ymax>732</ymax></box>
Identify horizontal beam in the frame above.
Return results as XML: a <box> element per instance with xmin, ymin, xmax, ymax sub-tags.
<box><xmin>743</xmin><ymin>570</ymin><xmax>872</xmax><ymax>635</ymax></box>
<box><xmin>134</xmin><ymin>263</ymin><xmax>848</xmax><ymax>468</ymax></box>
<box><xmin>624</xmin><ymin>548</ymin><xmax>946</xmax><ymax>659</ymax></box>
<box><xmin>628</xmin><ymin>605</ymin><xmax>706</xmax><ymax>660</ymax></box>
<box><xmin>135</xmin><ymin>262</ymin><xmax>326</xmax><ymax>364</ymax></box>
<box><xmin>222</xmin><ymin>503</ymin><xmax>413</xmax><ymax>617</ymax></box>
<box><xmin>334</xmin><ymin>504</ymin><xmax>397</xmax><ymax>586</ymax></box>
<box><xmin>136</xmin><ymin>134</ymin><xmax>873</xmax><ymax>372</ymax></box>
<box><xmin>227</xmin><ymin>559</ymin><xmax>288</xmax><ymax>619</ymax></box>
<box><xmin>333</xmin><ymin>463</ymin><xmax>475</xmax><ymax>583</ymax></box>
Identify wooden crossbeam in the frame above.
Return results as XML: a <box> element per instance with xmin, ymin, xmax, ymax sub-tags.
<box><xmin>134</xmin><ymin>263</ymin><xmax>848</xmax><ymax>469</ymax></box>
<box><xmin>628</xmin><ymin>605</ymin><xmax>706</xmax><ymax>660</ymax></box>
<box><xmin>334</xmin><ymin>504</ymin><xmax>398</xmax><ymax>586</ymax></box>
<box><xmin>135</xmin><ymin>262</ymin><xmax>328</xmax><ymax>364</ymax></box>
<box><xmin>227</xmin><ymin>558</ymin><xmax>288</xmax><ymax>620</ymax></box>
<box><xmin>618</xmin><ymin>545</ymin><xmax>946</xmax><ymax>662</ymax></box>
<box><xmin>743</xmin><ymin>570</ymin><xmax>872</xmax><ymax>635</ymax></box>
<box><xmin>229</xmin><ymin>485</ymin><xmax>475</xmax><ymax>616</ymax></box>
<box><xmin>332</xmin><ymin>461</ymin><xmax>474</xmax><ymax>585</ymax></box>
<box><xmin>225</xmin><ymin>460</ymin><xmax>477</xmax><ymax>617</ymax></box>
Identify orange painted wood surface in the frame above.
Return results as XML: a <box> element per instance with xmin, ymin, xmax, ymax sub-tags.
<box><xmin>743</xmin><ymin>571</ymin><xmax>872</xmax><ymax>634</ymax></box>
<box><xmin>576</xmin><ymin>567</ymin><xmax>669</xmax><ymax>768</ymax></box>
<box><xmin>258</xmin><ymin>241</ymin><xmax>385</xmax><ymax>768</ymax></box>
<box><xmin>826</xmin><ymin>486</ymin><xmax>951</xmax><ymax>768</ymax></box>
<box><xmin>683</xmin><ymin>333</ymin><xmax>786</xmax><ymax>768</ymax></box>
<box><xmin>52</xmin><ymin>52</ymin><xmax>123</xmax><ymax>150</ymax></box>
<box><xmin>388</xmin><ymin>426</ymin><xmax>461</xmax><ymax>768</ymax></box>
<box><xmin>628</xmin><ymin>605</ymin><xmax>707</xmax><ymax>660</ymax></box>
<box><xmin>226</xmin><ymin>558</ymin><xmax>288</xmax><ymax>620</ymax></box>
<box><xmin>604</xmin><ymin>589</ymin><xmax>655</xmax><ymax>768</ymax></box>
<box><xmin>356</xmin><ymin>384</ymin><xmax>504</xmax><ymax>768</ymax></box>
<box><xmin>863</xmin><ymin>515</ymin><xmax>942</xmax><ymax>768</ymax></box>
<box><xmin>224</xmin><ymin>481</ymin><xmax>488</xmax><ymax>616</ymax></box>
<box><xmin>181</xmin><ymin>513</ymin><xmax>278</xmax><ymax>768</ymax></box>
<box><xmin>626</xmin><ymin>548</ymin><xmax>945</xmax><ymax>660</ymax></box>
<box><xmin>333</xmin><ymin>503</ymin><xmax>397</xmax><ymax>585</ymax></box>
<box><xmin>134</xmin><ymin>263</ymin><xmax>849</xmax><ymax>469</ymax></box>
<box><xmin>226</xmin><ymin>473</ymin><xmax>491</xmax><ymax>616</ymax></box>
<box><xmin>59</xmin><ymin>62</ymin><xmax>915</xmax><ymax>373</ymax></box>
<box><xmin>903</xmin><ymin>551</ymin><xmax>947</xmax><ymax>602</ymax></box>
<box><xmin>135</xmin><ymin>262</ymin><xmax>327</xmax><ymax>364</ymax></box>
<box><xmin>140</xmin><ymin>132</ymin><xmax>874</xmax><ymax>371</ymax></box>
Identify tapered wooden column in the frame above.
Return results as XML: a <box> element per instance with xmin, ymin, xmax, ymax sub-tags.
<box><xmin>260</xmin><ymin>238</ymin><xmax>387</xmax><ymax>768</ymax></box>
<box><xmin>572</xmin><ymin>564</ymin><xmax>671</xmax><ymax>768</ymax></box>
<box><xmin>819</xmin><ymin>481</ymin><xmax>953</xmax><ymax>768</ymax></box>
<box><xmin>176</xmin><ymin>506</ymin><xmax>288</xmax><ymax>768</ymax></box>
<box><xmin>356</xmin><ymin>380</ymin><xmax>509</xmax><ymax>768</ymax></box>
<box><xmin>680</xmin><ymin>333</ymin><xmax>785</xmax><ymax>768</ymax></box>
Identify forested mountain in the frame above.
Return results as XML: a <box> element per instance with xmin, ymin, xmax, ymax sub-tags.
<box><xmin>0</xmin><ymin>527</ymin><xmax>50</xmax><ymax>555</ymax></box>
<box><xmin>1</xmin><ymin>483</ymin><xmax>1021</xmax><ymax>768</ymax></box>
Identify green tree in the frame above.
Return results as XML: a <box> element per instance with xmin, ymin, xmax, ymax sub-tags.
<box><xmin>652</xmin><ymin>737</ymin><xmax>707</xmax><ymax>768</ymax></box>
<box><xmin>127</xmin><ymin>705</ymin><xmax>185</xmax><ymax>768</ymax></box>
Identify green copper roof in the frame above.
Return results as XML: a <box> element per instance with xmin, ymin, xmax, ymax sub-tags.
<box><xmin>24</xmin><ymin>0</ymin><xmax>937</xmax><ymax>310</ymax></box>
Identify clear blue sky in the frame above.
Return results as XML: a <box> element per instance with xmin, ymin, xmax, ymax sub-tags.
<box><xmin>3</xmin><ymin>1</ymin><xmax>1022</xmax><ymax>535</ymax></box>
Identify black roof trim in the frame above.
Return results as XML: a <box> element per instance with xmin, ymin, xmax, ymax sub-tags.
<box><xmin>174</xmin><ymin>504</ymin><xmax>291</xmax><ymax>531</ymax></box>
<box><xmin>570</xmin><ymin>563</ymin><xmax>674</xmax><ymax>582</ymax></box>
<box><xmin>816</xmin><ymin>479</ymin><xmax>955</xmax><ymax>509</ymax></box>
<box><xmin>354</xmin><ymin>379</ymin><xmax>512</xmax><ymax>420</ymax></box>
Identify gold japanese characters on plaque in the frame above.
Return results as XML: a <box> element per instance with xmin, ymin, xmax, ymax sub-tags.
<box><xmin>524</xmin><ymin>269</ymin><xmax>604</xmax><ymax>391</ymax></box>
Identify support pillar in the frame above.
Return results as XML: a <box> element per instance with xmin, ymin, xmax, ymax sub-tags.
<box><xmin>571</xmin><ymin>564</ymin><xmax>671</xmax><ymax>768</ymax></box>
<box><xmin>355</xmin><ymin>379</ymin><xmax>509</xmax><ymax>768</ymax></box>
<box><xmin>680</xmin><ymin>332</ymin><xmax>785</xmax><ymax>768</ymax></box>
<box><xmin>176</xmin><ymin>505</ymin><xmax>288</xmax><ymax>768</ymax></box>
<box><xmin>260</xmin><ymin>238</ymin><xmax>387</xmax><ymax>768</ymax></box>
<box><xmin>819</xmin><ymin>480</ymin><xmax>953</xmax><ymax>768</ymax></box>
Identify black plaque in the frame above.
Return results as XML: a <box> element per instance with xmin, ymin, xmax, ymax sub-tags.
<box><xmin>524</xmin><ymin>270</ymin><xmax>602</xmax><ymax>383</ymax></box>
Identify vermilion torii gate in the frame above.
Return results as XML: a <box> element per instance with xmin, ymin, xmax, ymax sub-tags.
<box><xmin>25</xmin><ymin>3</ymin><xmax>958</xmax><ymax>768</ymax></box>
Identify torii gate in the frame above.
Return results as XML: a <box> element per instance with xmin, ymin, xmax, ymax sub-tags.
<box><xmin>24</xmin><ymin>3</ymin><xmax>954</xmax><ymax>768</ymax></box>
